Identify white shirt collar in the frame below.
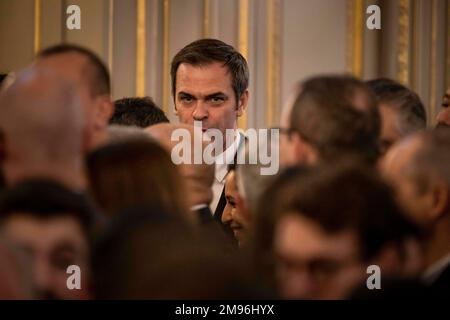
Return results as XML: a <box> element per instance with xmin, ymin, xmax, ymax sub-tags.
<box><xmin>214</xmin><ymin>130</ymin><xmax>241</xmax><ymax>183</ymax></box>
<box><xmin>190</xmin><ymin>203</ymin><xmax>209</xmax><ymax>211</ymax></box>
<box><xmin>423</xmin><ymin>252</ymin><xmax>450</xmax><ymax>285</ymax></box>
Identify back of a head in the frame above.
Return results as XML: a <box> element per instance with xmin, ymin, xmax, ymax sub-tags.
<box><xmin>367</xmin><ymin>78</ymin><xmax>426</xmax><ymax>135</ymax></box>
<box><xmin>86</xmin><ymin>137</ymin><xmax>188</xmax><ymax>218</ymax></box>
<box><xmin>290</xmin><ymin>75</ymin><xmax>381</xmax><ymax>164</ymax></box>
<box><xmin>0</xmin><ymin>67</ymin><xmax>85</xmax><ymax>164</ymax></box>
<box><xmin>111</xmin><ymin>97</ymin><xmax>169</xmax><ymax>128</ymax></box>
<box><xmin>107</xmin><ymin>125</ymin><xmax>152</xmax><ymax>144</ymax></box>
<box><xmin>37</xmin><ymin>44</ymin><xmax>110</xmax><ymax>97</ymax></box>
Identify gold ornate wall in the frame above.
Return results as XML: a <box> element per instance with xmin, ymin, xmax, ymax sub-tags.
<box><xmin>1</xmin><ymin>0</ymin><xmax>448</xmax><ymax>127</ymax></box>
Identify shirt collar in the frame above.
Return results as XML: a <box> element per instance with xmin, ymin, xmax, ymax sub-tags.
<box><xmin>423</xmin><ymin>252</ymin><xmax>450</xmax><ymax>284</ymax></box>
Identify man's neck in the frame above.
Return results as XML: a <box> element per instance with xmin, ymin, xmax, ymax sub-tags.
<box><xmin>424</xmin><ymin>217</ymin><xmax>450</xmax><ymax>268</ymax></box>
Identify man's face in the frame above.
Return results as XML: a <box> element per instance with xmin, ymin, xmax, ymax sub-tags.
<box><xmin>436</xmin><ymin>88</ymin><xmax>450</xmax><ymax>128</ymax></box>
<box><xmin>273</xmin><ymin>214</ymin><xmax>364</xmax><ymax>299</ymax></box>
<box><xmin>174</xmin><ymin>62</ymin><xmax>247</xmax><ymax>143</ymax></box>
<box><xmin>1</xmin><ymin>214</ymin><xmax>90</xmax><ymax>299</ymax></box>
<box><xmin>221</xmin><ymin>170</ymin><xmax>249</xmax><ymax>246</ymax></box>
<box><xmin>381</xmin><ymin>138</ymin><xmax>433</xmax><ymax>226</ymax></box>
<box><xmin>379</xmin><ymin>103</ymin><xmax>402</xmax><ymax>154</ymax></box>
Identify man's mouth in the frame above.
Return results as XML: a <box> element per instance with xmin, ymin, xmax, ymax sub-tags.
<box><xmin>230</xmin><ymin>224</ymin><xmax>243</xmax><ymax>233</ymax></box>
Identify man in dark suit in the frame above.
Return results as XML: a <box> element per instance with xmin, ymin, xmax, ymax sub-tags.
<box><xmin>170</xmin><ymin>39</ymin><xmax>249</xmax><ymax>222</ymax></box>
<box><xmin>382</xmin><ymin>128</ymin><xmax>450</xmax><ymax>295</ymax></box>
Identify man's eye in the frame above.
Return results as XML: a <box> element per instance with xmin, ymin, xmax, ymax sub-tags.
<box><xmin>180</xmin><ymin>96</ymin><xmax>193</xmax><ymax>103</ymax></box>
<box><xmin>210</xmin><ymin>97</ymin><xmax>225</xmax><ymax>104</ymax></box>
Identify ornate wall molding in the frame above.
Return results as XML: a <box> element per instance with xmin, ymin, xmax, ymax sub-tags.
<box><xmin>266</xmin><ymin>0</ymin><xmax>281</xmax><ymax>127</ymax></box>
<box><xmin>238</xmin><ymin>0</ymin><xmax>249</xmax><ymax>129</ymax></box>
<box><xmin>346</xmin><ymin>0</ymin><xmax>364</xmax><ymax>77</ymax></box>
<box><xmin>34</xmin><ymin>0</ymin><xmax>41</xmax><ymax>54</ymax></box>
<box><xmin>397</xmin><ymin>0</ymin><xmax>411</xmax><ymax>85</ymax></box>
<box><xmin>136</xmin><ymin>0</ymin><xmax>146</xmax><ymax>96</ymax></box>
<box><xmin>162</xmin><ymin>0</ymin><xmax>170</xmax><ymax>113</ymax></box>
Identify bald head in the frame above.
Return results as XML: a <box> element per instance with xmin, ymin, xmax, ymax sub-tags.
<box><xmin>146</xmin><ymin>123</ymin><xmax>215</xmax><ymax>208</ymax></box>
<box><xmin>381</xmin><ymin>129</ymin><xmax>450</xmax><ymax>226</ymax></box>
<box><xmin>0</xmin><ymin>67</ymin><xmax>86</xmax><ymax>187</ymax></box>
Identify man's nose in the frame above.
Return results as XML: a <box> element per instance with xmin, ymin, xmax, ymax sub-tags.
<box><xmin>436</xmin><ymin>108</ymin><xmax>450</xmax><ymax>125</ymax></box>
<box><xmin>192</xmin><ymin>101</ymin><xmax>208</xmax><ymax>121</ymax></box>
<box><xmin>221</xmin><ymin>205</ymin><xmax>232</xmax><ymax>225</ymax></box>
<box><xmin>33</xmin><ymin>257</ymin><xmax>53</xmax><ymax>297</ymax></box>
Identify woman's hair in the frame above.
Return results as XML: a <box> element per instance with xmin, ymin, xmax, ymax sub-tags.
<box><xmin>86</xmin><ymin>137</ymin><xmax>188</xmax><ymax>219</ymax></box>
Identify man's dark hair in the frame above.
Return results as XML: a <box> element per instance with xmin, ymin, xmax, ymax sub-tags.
<box><xmin>38</xmin><ymin>44</ymin><xmax>111</xmax><ymax>96</ymax></box>
<box><xmin>0</xmin><ymin>179</ymin><xmax>97</xmax><ymax>237</ymax></box>
<box><xmin>111</xmin><ymin>97</ymin><xmax>169</xmax><ymax>127</ymax></box>
<box><xmin>170</xmin><ymin>38</ymin><xmax>249</xmax><ymax>103</ymax></box>
<box><xmin>367</xmin><ymin>78</ymin><xmax>427</xmax><ymax>135</ymax></box>
<box><xmin>290</xmin><ymin>75</ymin><xmax>381</xmax><ymax>163</ymax></box>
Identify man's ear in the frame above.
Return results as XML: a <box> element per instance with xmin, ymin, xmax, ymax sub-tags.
<box><xmin>95</xmin><ymin>95</ymin><xmax>114</xmax><ymax>129</ymax></box>
<box><xmin>427</xmin><ymin>181</ymin><xmax>449</xmax><ymax>221</ymax></box>
<box><xmin>290</xmin><ymin>132</ymin><xmax>318</xmax><ymax>166</ymax></box>
<box><xmin>236</xmin><ymin>90</ymin><xmax>249</xmax><ymax>117</ymax></box>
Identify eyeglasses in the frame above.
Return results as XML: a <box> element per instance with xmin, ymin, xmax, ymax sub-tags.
<box><xmin>276</xmin><ymin>254</ymin><xmax>362</xmax><ymax>285</ymax></box>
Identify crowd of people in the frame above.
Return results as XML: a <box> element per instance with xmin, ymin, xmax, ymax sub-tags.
<box><xmin>0</xmin><ymin>38</ymin><xmax>448</xmax><ymax>299</ymax></box>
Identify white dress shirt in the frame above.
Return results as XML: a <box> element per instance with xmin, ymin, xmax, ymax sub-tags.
<box><xmin>210</xmin><ymin>130</ymin><xmax>243</xmax><ymax>215</ymax></box>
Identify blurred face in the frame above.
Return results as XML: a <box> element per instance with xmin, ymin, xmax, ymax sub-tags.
<box><xmin>35</xmin><ymin>52</ymin><xmax>111</xmax><ymax>149</ymax></box>
<box><xmin>436</xmin><ymin>88</ymin><xmax>450</xmax><ymax>128</ymax></box>
<box><xmin>221</xmin><ymin>170</ymin><xmax>249</xmax><ymax>246</ymax></box>
<box><xmin>381</xmin><ymin>138</ymin><xmax>434</xmax><ymax>226</ymax></box>
<box><xmin>175</xmin><ymin>62</ymin><xmax>248</xmax><ymax>147</ymax></box>
<box><xmin>379</xmin><ymin>103</ymin><xmax>402</xmax><ymax>154</ymax></box>
<box><xmin>274</xmin><ymin>214</ymin><xmax>365</xmax><ymax>299</ymax></box>
<box><xmin>1</xmin><ymin>213</ymin><xmax>90</xmax><ymax>300</ymax></box>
